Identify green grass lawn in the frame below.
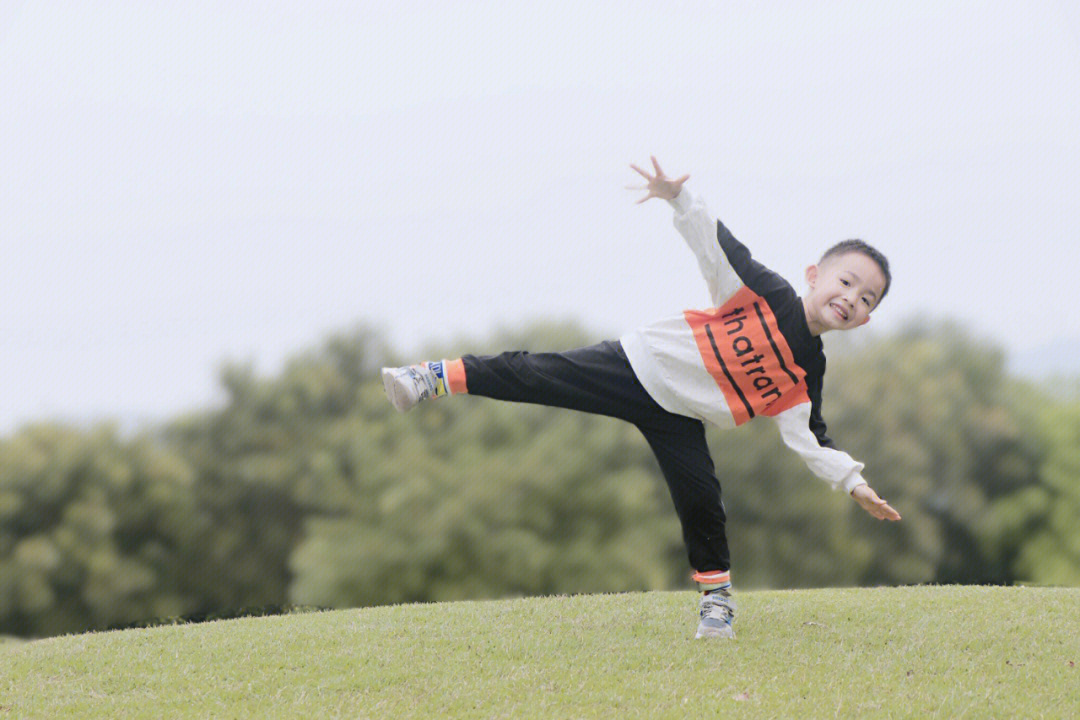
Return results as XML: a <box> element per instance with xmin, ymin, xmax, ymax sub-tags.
<box><xmin>2</xmin><ymin>586</ymin><xmax>1077</xmax><ymax>719</ymax></box>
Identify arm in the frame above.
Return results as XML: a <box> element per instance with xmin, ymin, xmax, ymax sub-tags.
<box><xmin>630</xmin><ymin>157</ymin><xmax>743</xmax><ymax>306</ymax></box>
<box><xmin>771</xmin><ymin>404</ymin><xmax>901</xmax><ymax>521</ymax></box>
<box><xmin>772</xmin><ymin>403</ymin><xmax>866</xmax><ymax>493</ymax></box>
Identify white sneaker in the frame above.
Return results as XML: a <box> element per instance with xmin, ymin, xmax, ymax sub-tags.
<box><xmin>695</xmin><ymin>592</ymin><xmax>736</xmax><ymax>639</ymax></box>
<box><xmin>381</xmin><ymin>364</ymin><xmax>441</xmax><ymax>412</ymax></box>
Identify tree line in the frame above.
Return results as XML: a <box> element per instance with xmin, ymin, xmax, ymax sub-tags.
<box><xmin>2</xmin><ymin>320</ymin><xmax>1077</xmax><ymax>638</ymax></box>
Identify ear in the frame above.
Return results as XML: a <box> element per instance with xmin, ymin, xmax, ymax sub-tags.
<box><xmin>856</xmin><ymin>315</ymin><xmax>871</xmax><ymax>327</ymax></box>
<box><xmin>805</xmin><ymin>264</ymin><xmax>818</xmax><ymax>288</ymax></box>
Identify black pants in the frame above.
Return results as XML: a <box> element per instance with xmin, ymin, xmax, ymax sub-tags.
<box><xmin>462</xmin><ymin>340</ymin><xmax>729</xmax><ymax>574</ymax></box>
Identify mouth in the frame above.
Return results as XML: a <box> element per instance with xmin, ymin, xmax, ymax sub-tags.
<box><xmin>829</xmin><ymin>302</ymin><xmax>849</xmax><ymax>322</ymax></box>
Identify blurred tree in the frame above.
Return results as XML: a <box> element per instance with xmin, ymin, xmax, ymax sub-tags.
<box><xmin>0</xmin><ymin>424</ymin><xmax>197</xmax><ymax>636</ymax></box>
<box><xmin>287</xmin><ymin>322</ymin><xmax>686</xmax><ymax>607</ymax></box>
<box><xmin>821</xmin><ymin>319</ymin><xmax>1047</xmax><ymax>586</ymax></box>
<box><xmin>163</xmin><ymin>326</ymin><xmax>394</xmax><ymax>614</ymax></box>
<box><xmin>1011</xmin><ymin>401</ymin><xmax>1080</xmax><ymax>584</ymax></box>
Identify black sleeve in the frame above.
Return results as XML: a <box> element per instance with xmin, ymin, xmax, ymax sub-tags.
<box><xmin>716</xmin><ymin>220</ymin><xmax>801</xmax><ymax>312</ymax></box>
<box><xmin>804</xmin><ymin>364</ymin><xmax>835</xmax><ymax>449</ymax></box>
<box><xmin>716</xmin><ymin>220</ymin><xmax>776</xmax><ymax>289</ymax></box>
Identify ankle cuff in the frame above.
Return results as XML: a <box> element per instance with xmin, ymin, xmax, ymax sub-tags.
<box><xmin>445</xmin><ymin>358</ymin><xmax>468</xmax><ymax>395</ymax></box>
<box><xmin>692</xmin><ymin>570</ymin><xmax>731</xmax><ymax>592</ymax></box>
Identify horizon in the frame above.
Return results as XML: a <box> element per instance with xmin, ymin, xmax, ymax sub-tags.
<box><xmin>3</xmin><ymin>312</ymin><xmax>1075</xmax><ymax>436</ymax></box>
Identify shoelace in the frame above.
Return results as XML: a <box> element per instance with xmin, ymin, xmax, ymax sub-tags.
<box><xmin>701</xmin><ymin>596</ymin><xmax>734</xmax><ymax>622</ymax></box>
<box><xmin>406</xmin><ymin>365</ymin><xmax>438</xmax><ymax>401</ymax></box>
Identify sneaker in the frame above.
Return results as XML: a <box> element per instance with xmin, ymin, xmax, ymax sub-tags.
<box><xmin>381</xmin><ymin>363</ymin><xmax>441</xmax><ymax>412</ymax></box>
<box><xmin>695</xmin><ymin>592</ymin><xmax>736</xmax><ymax>639</ymax></box>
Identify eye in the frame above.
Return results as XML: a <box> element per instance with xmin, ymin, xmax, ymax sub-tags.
<box><xmin>862</xmin><ymin>297</ymin><xmax>872</xmax><ymax>307</ymax></box>
<box><xmin>840</xmin><ymin>279</ymin><xmax>850</xmax><ymax>287</ymax></box>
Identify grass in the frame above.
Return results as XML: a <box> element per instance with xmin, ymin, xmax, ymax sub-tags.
<box><xmin>2</xmin><ymin>586</ymin><xmax>1078</xmax><ymax>719</ymax></box>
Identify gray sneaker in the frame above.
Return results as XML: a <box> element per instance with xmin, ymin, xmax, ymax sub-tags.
<box><xmin>381</xmin><ymin>364</ymin><xmax>440</xmax><ymax>412</ymax></box>
<box><xmin>695</xmin><ymin>592</ymin><xmax>736</xmax><ymax>639</ymax></box>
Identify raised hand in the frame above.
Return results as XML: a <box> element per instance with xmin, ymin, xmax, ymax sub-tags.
<box><xmin>628</xmin><ymin>156</ymin><xmax>690</xmax><ymax>204</ymax></box>
<box><xmin>851</xmin><ymin>484</ymin><xmax>902</xmax><ymax>521</ymax></box>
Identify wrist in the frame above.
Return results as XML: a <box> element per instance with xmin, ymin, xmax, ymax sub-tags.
<box><xmin>667</xmin><ymin>186</ymin><xmax>692</xmax><ymax>213</ymax></box>
<box><xmin>843</xmin><ymin>473</ymin><xmax>868</xmax><ymax>495</ymax></box>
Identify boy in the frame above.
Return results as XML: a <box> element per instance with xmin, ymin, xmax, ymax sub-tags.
<box><xmin>381</xmin><ymin>157</ymin><xmax>901</xmax><ymax>640</ymax></box>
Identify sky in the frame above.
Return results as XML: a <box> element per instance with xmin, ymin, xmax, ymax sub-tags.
<box><xmin>2</xmin><ymin>1</ymin><xmax>1078</xmax><ymax>433</ymax></box>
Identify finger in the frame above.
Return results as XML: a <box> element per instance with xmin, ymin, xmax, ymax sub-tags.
<box><xmin>859</xmin><ymin>496</ymin><xmax>893</xmax><ymax>520</ymax></box>
<box><xmin>630</xmin><ymin>164</ymin><xmax>652</xmax><ymax>180</ymax></box>
<box><xmin>635</xmin><ymin>193</ymin><xmax>653</xmax><ymax>204</ymax></box>
<box><xmin>674</xmin><ymin>174</ymin><xmax>690</xmax><ymax>185</ymax></box>
<box><xmin>873</xmin><ymin>500</ymin><xmax>900</xmax><ymax>521</ymax></box>
<box><xmin>651</xmin><ymin>155</ymin><xmax>663</xmax><ymax>176</ymax></box>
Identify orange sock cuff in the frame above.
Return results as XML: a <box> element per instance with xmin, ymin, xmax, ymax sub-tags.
<box><xmin>692</xmin><ymin>570</ymin><xmax>731</xmax><ymax>591</ymax></box>
<box><xmin>445</xmin><ymin>358</ymin><xmax>468</xmax><ymax>395</ymax></box>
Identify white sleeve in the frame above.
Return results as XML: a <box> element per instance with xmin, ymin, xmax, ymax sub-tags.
<box><xmin>771</xmin><ymin>403</ymin><xmax>868</xmax><ymax>493</ymax></box>
<box><xmin>667</xmin><ymin>188</ymin><xmax>745</xmax><ymax>307</ymax></box>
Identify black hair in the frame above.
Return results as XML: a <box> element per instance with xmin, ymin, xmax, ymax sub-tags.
<box><xmin>820</xmin><ymin>239</ymin><xmax>891</xmax><ymax>304</ymax></box>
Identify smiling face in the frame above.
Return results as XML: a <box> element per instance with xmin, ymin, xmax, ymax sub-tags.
<box><xmin>802</xmin><ymin>251</ymin><xmax>888</xmax><ymax>335</ymax></box>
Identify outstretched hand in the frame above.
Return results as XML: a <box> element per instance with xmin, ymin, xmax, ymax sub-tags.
<box><xmin>628</xmin><ymin>156</ymin><xmax>689</xmax><ymax>204</ymax></box>
<box><xmin>851</xmin><ymin>484</ymin><xmax>901</xmax><ymax>521</ymax></box>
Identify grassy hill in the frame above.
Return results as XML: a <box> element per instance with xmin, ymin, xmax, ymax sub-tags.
<box><xmin>2</xmin><ymin>586</ymin><xmax>1077</xmax><ymax>719</ymax></box>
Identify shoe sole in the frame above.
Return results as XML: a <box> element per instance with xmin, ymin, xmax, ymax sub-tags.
<box><xmin>381</xmin><ymin>368</ymin><xmax>416</xmax><ymax>412</ymax></box>
<box><xmin>694</xmin><ymin>627</ymin><xmax>735</xmax><ymax>639</ymax></box>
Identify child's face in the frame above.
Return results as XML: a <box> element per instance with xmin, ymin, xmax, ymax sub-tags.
<box><xmin>803</xmin><ymin>252</ymin><xmax>887</xmax><ymax>334</ymax></box>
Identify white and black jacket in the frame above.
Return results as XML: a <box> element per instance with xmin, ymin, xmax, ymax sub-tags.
<box><xmin>620</xmin><ymin>188</ymin><xmax>868</xmax><ymax>493</ymax></box>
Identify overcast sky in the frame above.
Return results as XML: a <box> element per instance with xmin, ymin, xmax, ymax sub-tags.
<box><xmin>2</xmin><ymin>1</ymin><xmax>1078</xmax><ymax>433</ymax></box>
